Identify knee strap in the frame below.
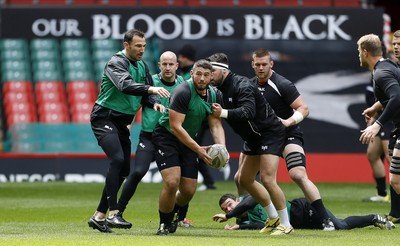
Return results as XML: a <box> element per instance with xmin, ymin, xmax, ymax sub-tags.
<box><xmin>285</xmin><ymin>152</ymin><xmax>306</xmax><ymax>171</ymax></box>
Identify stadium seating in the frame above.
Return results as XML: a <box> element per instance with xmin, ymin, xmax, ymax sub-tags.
<box><xmin>30</xmin><ymin>38</ymin><xmax>59</xmax><ymax>51</ymax></box>
<box><xmin>6</xmin><ymin>123</ymin><xmax>103</xmax><ymax>153</ymax></box>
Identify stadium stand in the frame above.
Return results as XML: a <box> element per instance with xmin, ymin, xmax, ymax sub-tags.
<box><xmin>0</xmin><ymin>0</ymin><xmax>366</xmax><ymax>154</ymax></box>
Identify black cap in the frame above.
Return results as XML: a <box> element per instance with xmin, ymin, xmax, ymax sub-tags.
<box><xmin>178</xmin><ymin>44</ymin><xmax>196</xmax><ymax>61</ymax></box>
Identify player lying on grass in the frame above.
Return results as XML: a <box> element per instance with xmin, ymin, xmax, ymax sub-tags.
<box><xmin>212</xmin><ymin>194</ymin><xmax>395</xmax><ymax>231</ymax></box>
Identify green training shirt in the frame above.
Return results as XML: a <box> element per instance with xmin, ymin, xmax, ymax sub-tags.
<box><xmin>141</xmin><ymin>74</ymin><xmax>185</xmax><ymax>132</ymax></box>
<box><xmin>96</xmin><ymin>51</ymin><xmax>148</xmax><ymax>115</ymax></box>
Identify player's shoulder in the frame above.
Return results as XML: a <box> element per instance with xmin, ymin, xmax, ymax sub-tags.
<box><xmin>271</xmin><ymin>71</ymin><xmax>293</xmax><ymax>86</ymax></box>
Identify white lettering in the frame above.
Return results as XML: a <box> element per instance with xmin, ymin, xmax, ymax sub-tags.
<box><xmin>328</xmin><ymin>15</ymin><xmax>351</xmax><ymax>40</ymax></box>
<box><xmin>155</xmin><ymin>14</ymin><xmax>182</xmax><ymax>40</ymax></box>
<box><xmin>65</xmin><ymin>174</ymin><xmax>105</xmax><ymax>183</ymax></box>
<box><xmin>111</xmin><ymin>15</ymin><xmax>123</xmax><ymax>39</ymax></box>
<box><xmin>281</xmin><ymin>15</ymin><xmax>305</xmax><ymax>40</ymax></box>
<box><xmin>92</xmin><ymin>14</ymin><xmax>111</xmax><ymax>39</ymax></box>
<box><xmin>216</xmin><ymin>18</ymin><xmax>234</xmax><ymax>37</ymax></box>
<box><xmin>0</xmin><ymin>173</ymin><xmax>58</xmax><ymax>182</ymax></box>
<box><xmin>244</xmin><ymin>14</ymin><xmax>263</xmax><ymax>39</ymax></box>
<box><xmin>32</xmin><ymin>18</ymin><xmax>82</xmax><ymax>37</ymax></box>
<box><xmin>263</xmin><ymin>15</ymin><xmax>280</xmax><ymax>40</ymax></box>
<box><xmin>182</xmin><ymin>15</ymin><xmax>208</xmax><ymax>39</ymax></box>
<box><xmin>302</xmin><ymin>15</ymin><xmax>326</xmax><ymax>40</ymax></box>
<box><xmin>244</xmin><ymin>14</ymin><xmax>350</xmax><ymax>40</ymax></box>
<box><xmin>126</xmin><ymin>14</ymin><xmax>155</xmax><ymax>38</ymax></box>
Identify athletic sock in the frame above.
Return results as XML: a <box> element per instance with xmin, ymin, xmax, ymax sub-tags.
<box><xmin>311</xmin><ymin>199</ymin><xmax>330</xmax><ymax>221</ymax></box>
<box><xmin>375</xmin><ymin>176</ymin><xmax>387</xmax><ymax>197</ymax></box>
<box><xmin>263</xmin><ymin>202</ymin><xmax>278</xmax><ymax>219</ymax></box>
<box><xmin>176</xmin><ymin>204</ymin><xmax>189</xmax><ymax>221</ymax></box>
<box><xmin>389</xmin><ymin>185</ymin><xmax>400</xmax><ymax>218</ymax></box>
<box><xmin>159</xmin><ymin>210</ymin><xmax>174</xmax><ymax>225</ymax></box>
<box><xmin>277</xmin><ymin>208</ymin><xmax>291</xmax><ymax>228</ymax></box>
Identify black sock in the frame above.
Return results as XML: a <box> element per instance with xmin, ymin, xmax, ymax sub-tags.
<box><xmin>177</xmin><ymin>204</ymin><xmax>189</xmax><ymax>221</ymax></box>
<box><xmin>375</xmin><ymin>177</ymin><xmax>387</xmax><ymax>196</ymax></box>
<box><xmin>389</xmin><ymin>185</ymin><xmax>400</xmax><ymax>218</ymax></box>
<box><xmin>159</xmin><ymin>210</ymin><xmax>175</xmax><ymax>225</ymax></box>
<box><xmin>311</xmin><ymin>199</ymin><xmax>330</xmax><ymax>221</ymax></box>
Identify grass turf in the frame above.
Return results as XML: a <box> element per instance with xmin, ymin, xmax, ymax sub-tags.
<box><xmin>0</xmin><ymin>181</ymin><xmax>397</xmax><ymax>245</ymax></box>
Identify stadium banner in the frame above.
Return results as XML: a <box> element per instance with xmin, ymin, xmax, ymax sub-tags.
<box><xmin>0</xmin><ymin>7</ymin><xmax>383</xmax><ymax>40</ymax></box>
<box><xmin>0</xmin><ymin>152</ymin><xmax>386</xmax><ymax>183</ymax></box>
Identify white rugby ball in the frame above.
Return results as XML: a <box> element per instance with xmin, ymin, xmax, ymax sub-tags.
<box><xmin>207</xmin><ymin>144</ymin><xmax>229</xmax><ymax>169</ymax></box>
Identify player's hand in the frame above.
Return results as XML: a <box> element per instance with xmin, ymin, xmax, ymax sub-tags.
<box><xmin>153</xmin><ymin>103</ymin><xmax>165</xmax><ymax>113</ymax></box>
<box><xmin>224</xmin><ymin>224</ymin><xmax>239</xmax><ymax>230</ymax></box>
<box><xmin>362</xmin><ymin>107</ymin><xmax>377</xmax><ymax>123</ymax></box>
<box><xmin>211</xmin><ymin>103</ymin><xmax>222</xmax><ymax>117</ymax></box>
<box><xmin>149</xmin><ymin>86</ymin><xmax>170</xmax><ymax>98</ymax></box>
<box><xmin>280</xmin><ymin>118</ymin><xmax>291</xmax><ymax>128</ymax></box>
<box><xmin>360</xmin><ymin>122</ymin><xmax>381</xmax><ymax>144</ymax></box>
<box><xmin>212</xmin><ymin>213</ymin><xmax>228</xmax><ymax>223</ymax></box>
<box><xmin>198</xmin><ymin>146</ymin><xmax>212</xmax><ymax>166</ymax></box>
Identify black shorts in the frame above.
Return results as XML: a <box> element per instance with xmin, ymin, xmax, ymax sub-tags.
<box><xmin>90</xmin><ymin>104</ymin><xmax>133</xmax><ymax>144</ymax></box>
<box><xmin>242</xmin><ymin>124</ymin><xmax>285</xmax><ymax>156</ymax></box>
<box><xmin>284</xmin><ymin>126</ymin><xmax>304</xmax><ymax>147</ymax></box>
<box><xmin>137</xmin><ymin>131</ymin><xmax>155</xmax><ymax>153</ymax></box>
<box><xmin>289</xmin><ymin>198</ymin><xmax>320</xmax><ymax>229</ymax></box>
<box><xmin>152</xmin><ymin>124</ymin><xmax>199</xmax><ymax>179</ymax></box>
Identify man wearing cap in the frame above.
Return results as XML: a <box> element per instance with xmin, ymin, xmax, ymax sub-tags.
<box><xmin>177</xmin><ymin>44</ymin><xmax>196</xmax><ymax>80</ymax></box>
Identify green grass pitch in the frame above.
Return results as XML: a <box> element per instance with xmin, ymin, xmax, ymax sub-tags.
<box><xmin>0</xmin><ymin>181</ymin><xmax>397</xmax><ymax>246</ymax></box>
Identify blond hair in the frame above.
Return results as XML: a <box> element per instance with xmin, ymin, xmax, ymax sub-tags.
<box><xmin>357</xmin><ymin>34</ymin><xmax>383</xmax><ymax>56</ymax></box>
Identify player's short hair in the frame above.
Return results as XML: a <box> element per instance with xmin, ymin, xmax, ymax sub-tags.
<box><xmin>206</xmin><ymin>53</ymin><xmax>229</xmax><ymax>66</ymax></box>
<box><xmin>219</xmin><ymin>193</ymin><xmax>237</xmax><ymax>206</ymax></box>
<box><xmin>192</xmin><ymin>59</ymin><xmax>212</xmax><ymax>71</ymax></box>
<box><xmin>252</xmin><ymin>48</ymin><xmax>272</xmax><ymax>61</ymax></box>
<box><xmin>357</xmin><ymin>34</ymin><xmax>383</xmax><ymax>56</ymax></box>
<box><xmin>124</xmin><ymin>29</ymin><xmax>145</xmax><ymax>44</ymax></box>
<box><xmin>394</xmin><ymin>30</ymin><xmax>400</xmax><ymax>38</ymax></box>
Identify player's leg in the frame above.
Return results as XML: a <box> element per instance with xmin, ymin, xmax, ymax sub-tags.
<box><xmin>387</xmin><ymin>131</ymin><xmax>400</xmax><ymax>223</ymax></box>
<box><xmin>234</xmin><ymin>153</ymin><xmax>249</xmax><ymax>196</ymax></box>
<box><xmin>118</xmin><ymin>132</ymin><xmax>154</xmax><ymax>213</ymax></box>
<box><xmin>364</xmin><ymin>135</ymin><xmax>389</xmax><ymax>202</ymax></box>
<box><xmin>259</xmin><ymin>153</ymin><xmax>293</xmax><ymax>235</ymax></box>
<box><xmin>388</xmin><ymin>148</ymin><xmax>400</xmax><ymax>223</ymax></box>
<box><xmin>104</xmin><ymin>132</ymin><xmax>133</xmax><ymax>229</ymax></box>
<box><xmin>284</xmin><ymin>143</ymin><xmax>334</xmax><ymax>231</ymax></box>
<box><xmin>88</xmin><ymin>118</ymin><xmax>128</xmax><ymax>232</ymax></box>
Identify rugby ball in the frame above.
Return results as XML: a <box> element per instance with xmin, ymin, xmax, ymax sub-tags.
<box><xmin>207</xmin><ymin>144</ymin><xmax>230</xmax><ymax>169</ymax></box>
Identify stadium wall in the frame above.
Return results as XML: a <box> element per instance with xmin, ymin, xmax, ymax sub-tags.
<box><xmin>0</xmin><ymin>6</ymin><xmax>387</xmax><ymax>182</ymax></box>
<box><xmin>0</xmin><ymin>152</ymin><xmax>387</xmax><ymax>183</ymax></box>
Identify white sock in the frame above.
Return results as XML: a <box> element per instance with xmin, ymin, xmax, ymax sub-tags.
<box><xmin>263</xmin><ymin>202</ymin><xmax>278</xmax><ymax>219</ymax></box>
<box><xmin>277</xmin><ymin>208</ymin><xmax>291</xmax><ymax>228</ymax></box>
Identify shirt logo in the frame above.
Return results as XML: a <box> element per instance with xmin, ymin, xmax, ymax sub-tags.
<box><xmin>104</xmin><ymin>125</ymin><xmax>113</xmax><ymax>131</ymax></box>
<box><xmin>261</xmin><ymin>145</ymin><xmax>268</xmax><ymax>150</ymax></box>
<box><xmin>158</xmin><ymin>149</ymin><xmax>164</xmax><ymax>156</ymax></box>
<box><xmin>228</xmin><ymin>98</ymin><xmax>233</xmax><ymax>102</ymax></box>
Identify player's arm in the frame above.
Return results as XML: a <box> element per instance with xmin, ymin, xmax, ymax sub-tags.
<box><xmin>225</xmin><ymin>196</ymin><xmax>258</xmax><ymax>219</ymax></box>
<box><xmin>237</xmin><ymin>222</ymin><xmax>265</xmax><ymax>230</ymax></box>
<box><xmin>169</xmin><ymin>109</ymin><xmax>212</xmax><ymax>165</ymax></box>
<box><xmin>281</xmin><ymin>95</ymin><xmax>309</xmax><ymax>127</ymax></box>
<box><xmin>362</xmin><ymin>101</ymin><xmax>383</xmax><ymax>125</ymax></box>
<box><xmin>105</xmin><ymin>54</ymin><xmax>170</xmax><ymax>98</ymax></box>
<box><xmin>207</xmin><ymin>115</ymin><xmax>225</xmax><ymax>146</ymax></box>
